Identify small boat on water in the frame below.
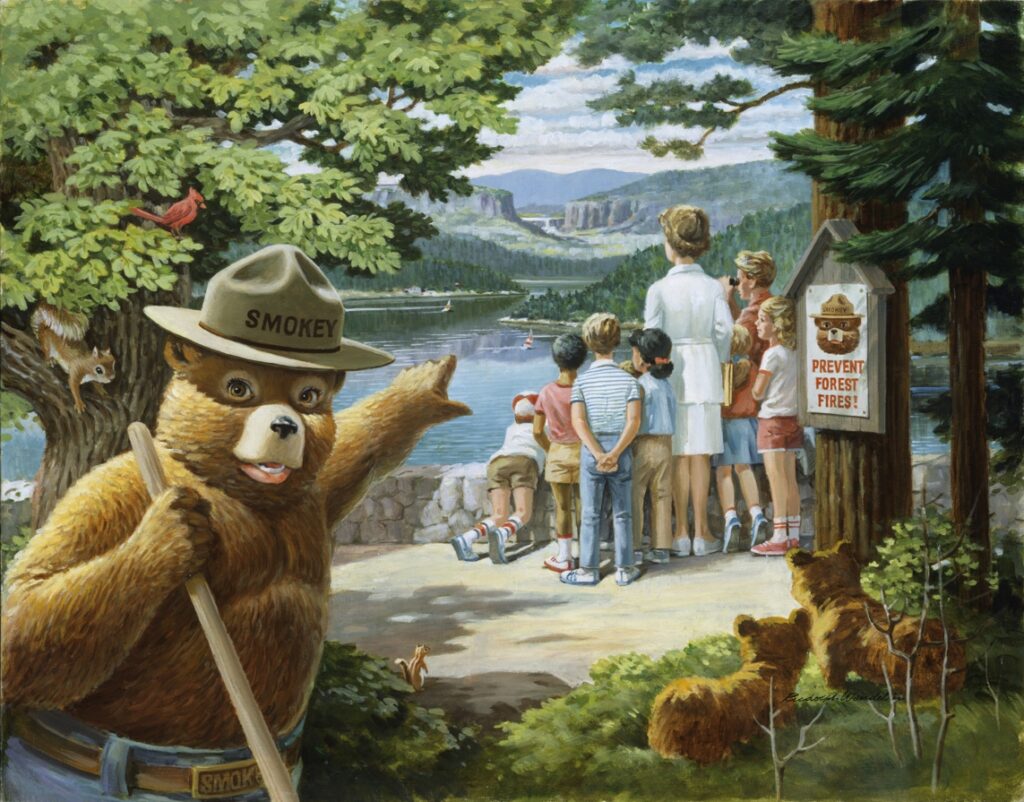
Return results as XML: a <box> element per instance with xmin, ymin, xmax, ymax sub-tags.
<box><xmin>522</xmin><ymin>330</ymin><xmax>534</xmax><ymax>350</ymax></box>
<box><xmin>442</xmin><ymin>299</ymin><xmax>453</xmax><ymax>313</ymax></box>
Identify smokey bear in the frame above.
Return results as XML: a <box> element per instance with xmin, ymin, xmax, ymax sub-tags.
<box><xmin>1</xmin><ymin>245</ymin><xmax>470</xmax><ymax>801</ymax></box>
<box><xmin>812</xmin><ymin>293</ymin><xmax>863</xmax><ymax>356</ymax></box>
<box><xmin>787</xmin><ymin>541</ymin><xmax>966</xmax><ymax>697</ymax></box>
<box><xmin>647</xmin><ymin>609</ymin><xmax>812</xmax><ymax>764</ymax></box>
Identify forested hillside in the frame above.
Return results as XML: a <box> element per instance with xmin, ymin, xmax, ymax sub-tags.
<box><xmin>514</xmin><ymin>203</ymin><xmax>949</xmax><ymax>324</ymax></box>
<box><xmin>417</xmin><ymin>233</ymin><xmax>622</xmax><ymax>278</ymax></box>
<box><xmin>328</xmin><ymin>257</ymin><xmax>520</xmax><ymax>294</ymax></box>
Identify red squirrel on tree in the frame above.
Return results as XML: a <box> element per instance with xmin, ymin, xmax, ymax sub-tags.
<box><xmin>31</xmin><ymin>303</ymin><xmax>116</xmax><ymax>413</ymax></box>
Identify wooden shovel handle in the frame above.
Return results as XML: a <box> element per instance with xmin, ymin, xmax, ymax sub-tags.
<box><xmin>127</xmin><ymin>422</ymin><xmax>299</xmax><ymax>802</ymax></box>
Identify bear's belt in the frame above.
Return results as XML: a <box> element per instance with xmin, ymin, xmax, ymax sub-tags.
<box><xmin>12</xmin><ymin>712</ymin><xmax>302</xmax><ymax>799</ymax></box>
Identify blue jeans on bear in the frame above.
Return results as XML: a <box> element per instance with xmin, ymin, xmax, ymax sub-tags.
<box><xmin>2</xmin><ymin>710</ymin><xmax>303</xmax><ymax>802</ymax></box>
<box><xmin>579</xmin><ymin>434</ymin><xmax>634</xmax><ymax>571</ymax></box>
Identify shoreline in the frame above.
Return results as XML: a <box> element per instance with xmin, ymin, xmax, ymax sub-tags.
<box><xmin>342</xmin><ymin>289</ymin><xmax>526</xmax><ymax>301</ymax></box>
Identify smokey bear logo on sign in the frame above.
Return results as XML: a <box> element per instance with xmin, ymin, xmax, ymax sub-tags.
<box><xmin>805</xmin><ymin>283</ymin><xmax>870</xmax><ymax>418</ymax></box>
<box><xmin>812</xmin><ymin>293</ymin><xmax>863</xmax><ymax>356</ymax></box>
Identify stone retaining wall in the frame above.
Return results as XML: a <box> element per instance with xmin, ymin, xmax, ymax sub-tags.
<box><xmin>2</xmin><ymin>456</ymin><xmax>1019</xmax><ymax>550</ymax></box>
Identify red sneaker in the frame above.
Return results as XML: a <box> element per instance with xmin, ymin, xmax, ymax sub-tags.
<box><xmin>544</xmin><ymin>555</ymin><xmax>574</xmax><ymax>573</ymax></box>
<box><xmin>751</xmin><ymin>539</ymin><xmax>790</xmax><ymax>556</ymax></box>
<box><xmin>788</xmin><ymin>538</ymin><xmax>801</xmax><ymax>549</ymax></box>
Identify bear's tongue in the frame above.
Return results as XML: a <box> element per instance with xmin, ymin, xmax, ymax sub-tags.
<box><xmin>239</xmin><ymin>462</ymin><xmax>293</xmax><ymax>485</ymax></box>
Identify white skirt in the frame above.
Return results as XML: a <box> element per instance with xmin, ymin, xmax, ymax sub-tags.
<box><xmin>672</xmin><ymin>402</ymin><xmax>723</xmax><ymax>456</ymax></box>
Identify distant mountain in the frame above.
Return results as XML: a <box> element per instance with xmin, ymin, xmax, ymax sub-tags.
<box><xmin>470</xmin><ymin>169</ymin><xmax>646</xmax><ymax>209</ymax></box>
<box><xmin>563</xmin><ymin>160</ymin><xmax>811</xmax><ymax>234</ymax></box>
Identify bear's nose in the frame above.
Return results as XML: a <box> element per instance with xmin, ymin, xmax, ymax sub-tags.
<box><xmin>270</xmin><ymin>415</ymin><xmax>299</xmax><ymax>439</ymax></box>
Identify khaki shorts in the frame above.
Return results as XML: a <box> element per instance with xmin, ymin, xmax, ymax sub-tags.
<box><xmin>545</xmin><ymin>441</ymin><xmax>581</xmax><ymax>484</ymax></box>
<box><xmin>487</xmin><ymin>455</ymin><xmax>539</xmax><ymax>492</ymax></box>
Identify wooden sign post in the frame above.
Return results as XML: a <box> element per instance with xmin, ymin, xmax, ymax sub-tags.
<box><xmin>782</xmin><ymin>220</ymin><xmax>895</xmax><ymax>550</ymax></box>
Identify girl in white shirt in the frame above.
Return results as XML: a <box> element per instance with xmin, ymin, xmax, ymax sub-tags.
<box><xmin>750</xmin><ymin>296</ymin><xmax>802</xmax><ymax>556</ymax></box>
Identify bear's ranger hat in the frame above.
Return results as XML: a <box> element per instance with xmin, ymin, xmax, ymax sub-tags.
<box><xmin>811</xmin><ymin>293</ymin><xmax>863</xmax><ymax>321</ymax></box>
<box><xmin>145</xmin><ymin>244</ymin><xmax>394</xmax><ymax>371</ymax></box>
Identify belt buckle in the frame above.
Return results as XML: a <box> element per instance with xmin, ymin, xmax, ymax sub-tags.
<box><xmin>190</xmin><ymin>758</ymin><xmax>264</xmax><ymax>799</ymax></box>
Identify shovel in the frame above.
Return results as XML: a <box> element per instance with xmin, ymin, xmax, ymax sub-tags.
<box><xmin>128</xmin><ymin>422</ymin><xmax>299</xmax><ymax>802</ymax></box>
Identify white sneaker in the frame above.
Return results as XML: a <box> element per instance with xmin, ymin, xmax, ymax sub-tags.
<box><xmin>671</xmin><ymin>537</ymin><xmax>692</xmax><ymax>557</ymax></box>
<box><xmin>692</xmin><ymin>537</ymin><xmax>723</xmax><ymax>556</ymax></box>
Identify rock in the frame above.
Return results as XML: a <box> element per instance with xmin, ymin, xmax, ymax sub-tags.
<box><xmin>438</xmin><ymin>476</ymin><xmax>462</xmax><ymax>515</ymax></box>
<box><xmin>377</xmin><ymin>497</ymin><xmax>403</xmax><ymax>521</ymax></box>
<box><xmin>462</xmin><ymin>476</ymin><xmax>489</xmax><ymax>516</ymax></box>
<box><xmin>332</xmin><ymin>520</ymin><xmax>360</xmax><ymax>546</ymax></box>
<box><xmin>414</xmin><ymin>522</ymin><xmax>453</xmax><ymax>544</ymax></box>
<box><xmin>420</xmin><ymin>500</ymin><xmax>445</xmax><ymax>527</ymax></box>
<box><xmin>345</xmin><ymin>501</ymin><xmax>367</xmax><ymax>525</ymax></box>
<box><xmin>448</xmin><ymin>509</ymin><xmax>476</xmax><ymax>534</ymax></box>
<box><xmin>415</xmin><ymin>476</ymin><xmax>438</xmax><ymax>500</ymax></box>
<box><xmin>404</xmin><ymin>504</ymin><xmax>423</xmax><ymax>525</ymax></box>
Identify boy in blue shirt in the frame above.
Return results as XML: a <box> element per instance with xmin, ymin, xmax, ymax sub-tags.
<box><xmin>562</xmin><ymin>313</ymin><xmax>642</xmax><ymax>587</ymax></box>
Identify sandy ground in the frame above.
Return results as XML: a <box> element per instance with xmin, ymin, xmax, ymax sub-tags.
<box><xmin>328</xmin><ymin>541</ymin><xmax>802</xmax><ymax>730</ymax></box>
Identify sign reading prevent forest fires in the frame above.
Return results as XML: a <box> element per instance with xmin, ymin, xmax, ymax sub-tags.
<box><xmin>806</xmin><ymin>284</ymin><xmax>869</xmax><ymax>418</ymax></box>
<box><xmin>781</xmin><ymin>219</ymin><xmax>893</xmax><ymax>435</ymax></box>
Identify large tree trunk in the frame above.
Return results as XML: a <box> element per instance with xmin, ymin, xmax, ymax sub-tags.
<box><xmin>811</xmin><ymin>0</ymin><xmax>913</xmax><ymax>562</ymax></box>
<box><xmin>947</xmin><ymin>0</ymin><xmax>990</xmax><ymax>606</ymax></box>
<box><xmin>1</xmin><ymin>280</ymin><xmax>189</xmax><ymax>528</ymax></box>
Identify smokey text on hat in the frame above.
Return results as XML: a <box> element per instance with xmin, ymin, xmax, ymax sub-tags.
<box><xmin>245</xmin><ymin>309</ymin><xmax>339</xmax><ymax>340</ymax></box>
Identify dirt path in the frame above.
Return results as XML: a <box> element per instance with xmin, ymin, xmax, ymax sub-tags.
<box><xmin>328</xmin><ymin>542</ymin><xmax>800</xmax><ymax>731</ymax></box>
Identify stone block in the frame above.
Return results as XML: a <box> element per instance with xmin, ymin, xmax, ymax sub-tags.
<box><xmin>448</xmin><ymin>509</ymin><xmax>476</xmax><ymax>534</ymax></box>
<box><xmin>344</xmin><ymin>501</ymin><xmax>367</xmax><ymax>525</ymax></box>
<box><xmin>420</xmin><ymin>500</ymin><xmax>445</xmax><ymax>527</ymax></box>
<box><xmin>395</xmin><ymin>481</ymin><xmax>418</xmax><ymax>508</ymax></box>
<box><xmin>332</xmin><ymin>520</ymin><xmax>359</xmax><ymax>546</ymax></box>
<box><xmin>414</xmin><ymin>522</ymin><xmax>452</xmax><ymax>544</ymax></box>
<box><xmin>438</xmin><ymin>476</ymin><xmax>462</xmax><ymax>514</ymax></box>
<box><xmin>415</xmin><ymin>476</ymin><xmax>439</xmax><ymax>499</ymax></box>
<box><xmin>462</xmin><ymin>476</ymin><xmax>489</xmax><ymax>515</ymax></box>
<box><xmin>377</xmin><ymin>497</ymin><xmax>403</xmax><ymax>521</ymax></box>
<box><xmin>377</xmin><ymin>476</ymin><xmax>398</xmax><ymax>496</ymax></box>
<box><xmin>404</xmin><ymin>504</ymin><xmax>423</xmax><ymax>525</ymax></box>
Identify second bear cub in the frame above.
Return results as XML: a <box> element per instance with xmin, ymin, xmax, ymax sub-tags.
<box><xmin>648</xmin><ymin>609</ymin><xmax>812</xmax><ymax>763</ymax></box>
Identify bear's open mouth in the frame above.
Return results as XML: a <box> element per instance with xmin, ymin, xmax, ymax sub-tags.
<box><xmin>239</xmin><ymin>461</ymin><xmax>293</xmax><ymax>485</ymax></box>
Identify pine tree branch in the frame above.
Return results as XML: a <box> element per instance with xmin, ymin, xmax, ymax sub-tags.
<box><xmin>719</xmin><ymin>81</ymin><xmax>813</xmax><ymax>112</ymax></box>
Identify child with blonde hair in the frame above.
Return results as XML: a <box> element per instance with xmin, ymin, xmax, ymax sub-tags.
<box><xmin>562</xmin><ymin>313</ymin><xmax>642</xmax><ymax>587</ymax></box>
<box><xmin>715</xmin><ymin>324</ymin><xmax>768</xmax><ymax>551</ymax></box>
<box><xmin>750</xmin><ymin>296</ymin><xmax>802</xmax><ymax>556</ymax></box>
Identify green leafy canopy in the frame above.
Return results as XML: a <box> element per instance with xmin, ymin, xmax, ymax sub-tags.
<box><xmin>0</xmin><ymin>0</ymin><xmax>578</xmax><ymax>315</ymax></box>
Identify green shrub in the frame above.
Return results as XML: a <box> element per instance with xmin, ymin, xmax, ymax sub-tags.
<box><xmin>484</xmin><ymin>635</ymin><xmax>1024</xmax><ymax>802</ymax></box>
<box><xmin>300</xmin><ymin>642</ymin><xmax>475</xmax><ymax>802</ymax></box>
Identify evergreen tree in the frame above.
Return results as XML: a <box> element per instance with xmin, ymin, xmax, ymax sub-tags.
<box><xmin>771</xmin><ymin>0</ymin><xmax>1024</xmax><ymax>601</ymax></box>
<box><xmin>0</xmin><ymin>0</ymin><xmax>577</xmax><ymax>524</ymax></box>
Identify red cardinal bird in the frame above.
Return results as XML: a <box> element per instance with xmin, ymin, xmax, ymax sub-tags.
<box><xmin>130</xmin><ymin>188</ymin><xmax>206</xmax><ymax>235</ymax></box>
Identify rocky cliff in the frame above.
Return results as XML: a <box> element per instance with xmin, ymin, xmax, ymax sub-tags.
<box><xmin>562</xmin><ymin>199</ymin><xmax>645</xmax><ymax>231</ymax></box>
<box><xmin>371</xmin><ymin>185</ymin><xmax>520</xmax><ymax>223</ymax></box>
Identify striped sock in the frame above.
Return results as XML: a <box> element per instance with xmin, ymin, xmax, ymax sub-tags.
<box><xmin>496</xmin><ymin>515</ymin><xmax>524</xmax><ymax>542</ymax></box>
<box><xmin>771</xmin><ymin>521</ymin><xmax>788</xmax><ymax>543</ymax></box>
<box><xmin>557</xmin><ymin>534</ymin><xmax>573</xmax><ymax>561</ymax></box>
<box><xmin>462</xmin><ymin>522</ymin><xmax>490</xmax><ymax>544</ymax></box>
<box><xmin>787</xmin><ymin>516</ymin><xmax>801</xmax><ymax>543</ymax></box>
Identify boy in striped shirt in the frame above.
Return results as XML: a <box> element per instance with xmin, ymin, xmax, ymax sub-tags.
<box><xmin>562</xmin><ymin>313</ymin><xmax>643</xmax><ymax>587</ymax></box>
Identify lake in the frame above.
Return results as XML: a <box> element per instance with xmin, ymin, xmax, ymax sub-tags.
<box><xmin>0</xmin><ymin>291</ymin><xmax>1013</xmax><ymax>480</ymax></box>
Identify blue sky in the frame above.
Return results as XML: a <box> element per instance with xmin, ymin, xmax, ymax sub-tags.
<box><xmin>465</xmin><ymin>39</ymin><xmax>813</xmax><ymax>176</ymax></box>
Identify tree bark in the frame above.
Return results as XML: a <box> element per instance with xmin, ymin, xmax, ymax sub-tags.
<box><xmin>2</xmin><ymin>279</ymin><xmax>190</xmax><ymax>528</ymax></box>
<box><xmin>946</xmin><ymin>0</ymin><xmax>990</xmax><ymax>606</ymax></box>
<box><xmin>811</xmin><ymin>0</ymin><xmax>912</xmax><ymax>562</ymax></box>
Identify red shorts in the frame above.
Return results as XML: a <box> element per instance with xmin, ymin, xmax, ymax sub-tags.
<box><xmin>757</xmin><ymin>416</ymin><xmax>803</xmax><ymax>452</ymax></box>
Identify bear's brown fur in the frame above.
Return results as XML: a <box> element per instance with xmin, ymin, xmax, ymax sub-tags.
<box><xmin>787</xmin><ymin>541</ymin><xmax>966</xmax><ymax>698</ymax></box>
<box><xmin>1</xmin><ymin>342</ymin><xmax>469</xmax><ymax>747</ymax></box>
<box><xmin>647</xmin><ymin>609</ymin><xmax>812</xmax><ymax>764</ymax></box>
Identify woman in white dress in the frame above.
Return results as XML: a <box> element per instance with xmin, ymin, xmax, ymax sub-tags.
<box><xmin>644</xmin><ymin>206</ymin><xmax>733</xmax><ymax>556</ymax></box>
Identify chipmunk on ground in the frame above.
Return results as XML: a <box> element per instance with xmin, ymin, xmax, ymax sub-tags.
<box><xmin>31</xmin><ymin>303</ymin><xmax>116</xmax><ymax>413</ymax></box>
<box><xmin>395</xmin><ymin>644</ymin><xmax>430</xmax><ymax>691</ymax></box>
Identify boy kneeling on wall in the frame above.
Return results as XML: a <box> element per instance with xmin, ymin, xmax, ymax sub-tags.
<box><xmin>450</xmin><ymin>392</ymin><xmax>545</xmax><ymax>564</ymax></box>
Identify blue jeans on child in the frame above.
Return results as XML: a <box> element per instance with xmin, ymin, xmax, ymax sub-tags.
<box><xmin>579</xmin><ymin>434</ymin><xmax>634</xmax><ymax>571</ymax></box>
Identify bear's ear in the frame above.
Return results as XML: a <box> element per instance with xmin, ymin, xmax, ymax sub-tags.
<box><xmin>790</xmin><ymin>608</ymin><xmax>811</xmax><ymax>631</ymax></box>
<box><xmin>163</xmin><ymin>337</ymin><xmax>206</xmax><ymax>374</ymax></box>
<box><xmin>787</xmin><ymin>549</ymin><xmax>814</xmax><ymax>568</ymax></box>
<box><xmin>331</xmin><ymin>370</ymin><xmax>347</xmax><ymax>394</ymax></box>
<box><xmin>735</xmin><ymin>615</ymin><xmax>758</xmax><ymax>638</ymax></box>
